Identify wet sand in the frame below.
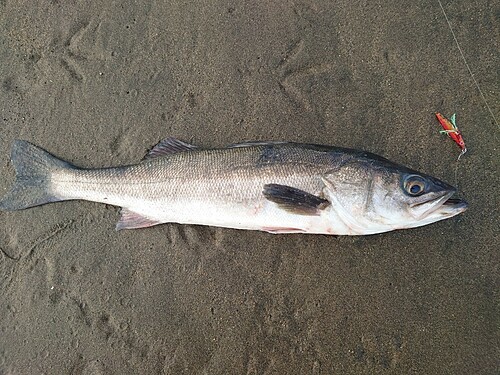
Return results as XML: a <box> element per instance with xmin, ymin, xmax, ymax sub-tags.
<box><xmin>0</xmin><ymin>0</ymin><xmax>498</xmax><ymax>374</ymax></box>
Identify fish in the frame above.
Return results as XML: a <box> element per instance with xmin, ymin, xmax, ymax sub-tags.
<box><xmin>0</xmin><ymin>138</ymin><xmax>467</xmax><ymax>235</ymax></box>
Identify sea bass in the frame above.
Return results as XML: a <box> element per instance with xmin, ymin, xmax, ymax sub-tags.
<box><xmin>0</xmin><ymin>138</ymin><xmax>467</xmax><ymax>235</ymax></box>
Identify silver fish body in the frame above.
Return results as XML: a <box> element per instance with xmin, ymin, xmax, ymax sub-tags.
<box><xmin>0</xmin><ymin>139</ymin><xmax>467</xmax><ymax>235</ymax></box>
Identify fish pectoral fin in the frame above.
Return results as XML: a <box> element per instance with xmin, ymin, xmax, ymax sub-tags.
<box><xmin>262</xmin><ymin>184</ymin><xmax>330</xmax><ymax>216</ymax></box>
<box><xmin>116</xmin><ymin>208</ymin><xmax>162</xmax><ymax>230</ymax></box>
<box><xmin>144</xmin><ymin>137</ymin><xmax>199</xmax><ymax>159</ymax></box>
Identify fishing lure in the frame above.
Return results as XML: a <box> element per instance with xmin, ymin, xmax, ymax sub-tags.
<box><xmin>435</xmin><ymin>112</ymin><xmax>467</xmax><ymax>158</ymax></box>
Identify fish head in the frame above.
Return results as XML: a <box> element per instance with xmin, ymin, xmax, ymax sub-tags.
<box><xmin>322</xmin><ymin>155</ymin><xmax>468</xmax><ymax>234</ymax></box>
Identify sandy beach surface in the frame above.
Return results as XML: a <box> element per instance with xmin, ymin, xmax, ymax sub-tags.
<box><xmin>0</xmin><ymin>0</ymin><xmax>498</xmax><ymax>374</ymax></box>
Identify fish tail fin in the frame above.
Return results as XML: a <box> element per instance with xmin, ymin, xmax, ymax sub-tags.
<box><xmin>0</xmin><ymin>140</ymin><xmax>74</xmax><ymax>211</ymax></box>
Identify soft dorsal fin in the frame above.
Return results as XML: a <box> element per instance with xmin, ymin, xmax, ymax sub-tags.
<box><xmin>263</xmin><ymin>184</ymin><xmax>330</xmax><ymax>216</ymax></box>
<box><xmin>227</xmin><ymin>141</ymin><xmax>287</xmax><ymax>149</ymax></box>
<box><xmin>145</xmin><ymin>137</ymin><xmax>199</xmax><ymax>159</ymax></box>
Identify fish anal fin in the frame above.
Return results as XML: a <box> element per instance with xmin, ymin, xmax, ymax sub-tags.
<box><xmin>262</xmin><ymin>184</ymin><xmax>330</xmax><ymax>216</ymax></box>
<box><xmin>262</xmin><ymin>227</ymin><xmax>306</xmax><ymax>234</ymax></box>
<box><xmin>145</xmin><ymin>137</ymin><xmax>199</xmax><ymax>159</ymax></box>
<box><xmin>116</xmin><ymin>208</ymin><xmax>162</xmax><ymax>230</ymax></box>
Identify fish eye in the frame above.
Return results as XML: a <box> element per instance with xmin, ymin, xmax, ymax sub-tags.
<box><xmin>404</xmin><ymin>175</ymin><xmax>427</xmax><ymax>196</ymax></box>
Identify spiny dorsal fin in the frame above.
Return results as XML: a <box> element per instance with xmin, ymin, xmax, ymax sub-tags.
<box><xmin>145</xmin><ymin>137</ymin><xmax>199</xmax><ymax>159</ymax></box>
<box><xmin>263</xmin><ymin>184</ymin><xmax>330</xmax><ymax>216</ymax></box>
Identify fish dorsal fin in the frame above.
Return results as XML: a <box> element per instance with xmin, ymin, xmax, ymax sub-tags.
<box><xmin>263</xmin><ymin>184</ymin><xmax>330</xmax><ymax>216</ymax></box>
<box><xmin>145</xmin><ymin>137</ymin><xmax>199</xmax><ymax>159</ymax></box>
<box><xmin>116</xmin><ymin>208</ymin><xmax>162</xmax><ymax>230</ymax></box>
<box><xmin>227</xmin><ymin>141</ymin><xmax>287</xmax><ymax>148</ymax></box>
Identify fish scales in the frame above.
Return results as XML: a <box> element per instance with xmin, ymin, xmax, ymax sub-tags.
<box><xmin>54</xmin><ymin>145</ymin><xmax>332</xmax><ymax>202</ymax></box>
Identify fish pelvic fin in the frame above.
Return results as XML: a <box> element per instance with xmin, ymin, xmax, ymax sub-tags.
<box><xmin>0</xmin><ymin>140</ymin><xmax>74</xmax><ymax>211</ymax></box>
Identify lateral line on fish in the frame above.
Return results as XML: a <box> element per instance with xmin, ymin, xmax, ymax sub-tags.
<box><xmin>52</xmin><ymin>162</ymin><xmax>330</xmax><ymax>186</ymax></box>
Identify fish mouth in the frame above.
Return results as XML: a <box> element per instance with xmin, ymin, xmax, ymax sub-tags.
<box><xmin>442</xmin><ymin>197</ymin><xmax>467</xmax><ymax>206</ymax></box>
<box><xmin>439</xmin><ymin>196</ymin><xmax>468</xmax><ymax>214</ymax></box>
<box><xmin>411</xmin><ymin>190</ymin><xmax>468</xmax><ymax>219</ymax></box>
